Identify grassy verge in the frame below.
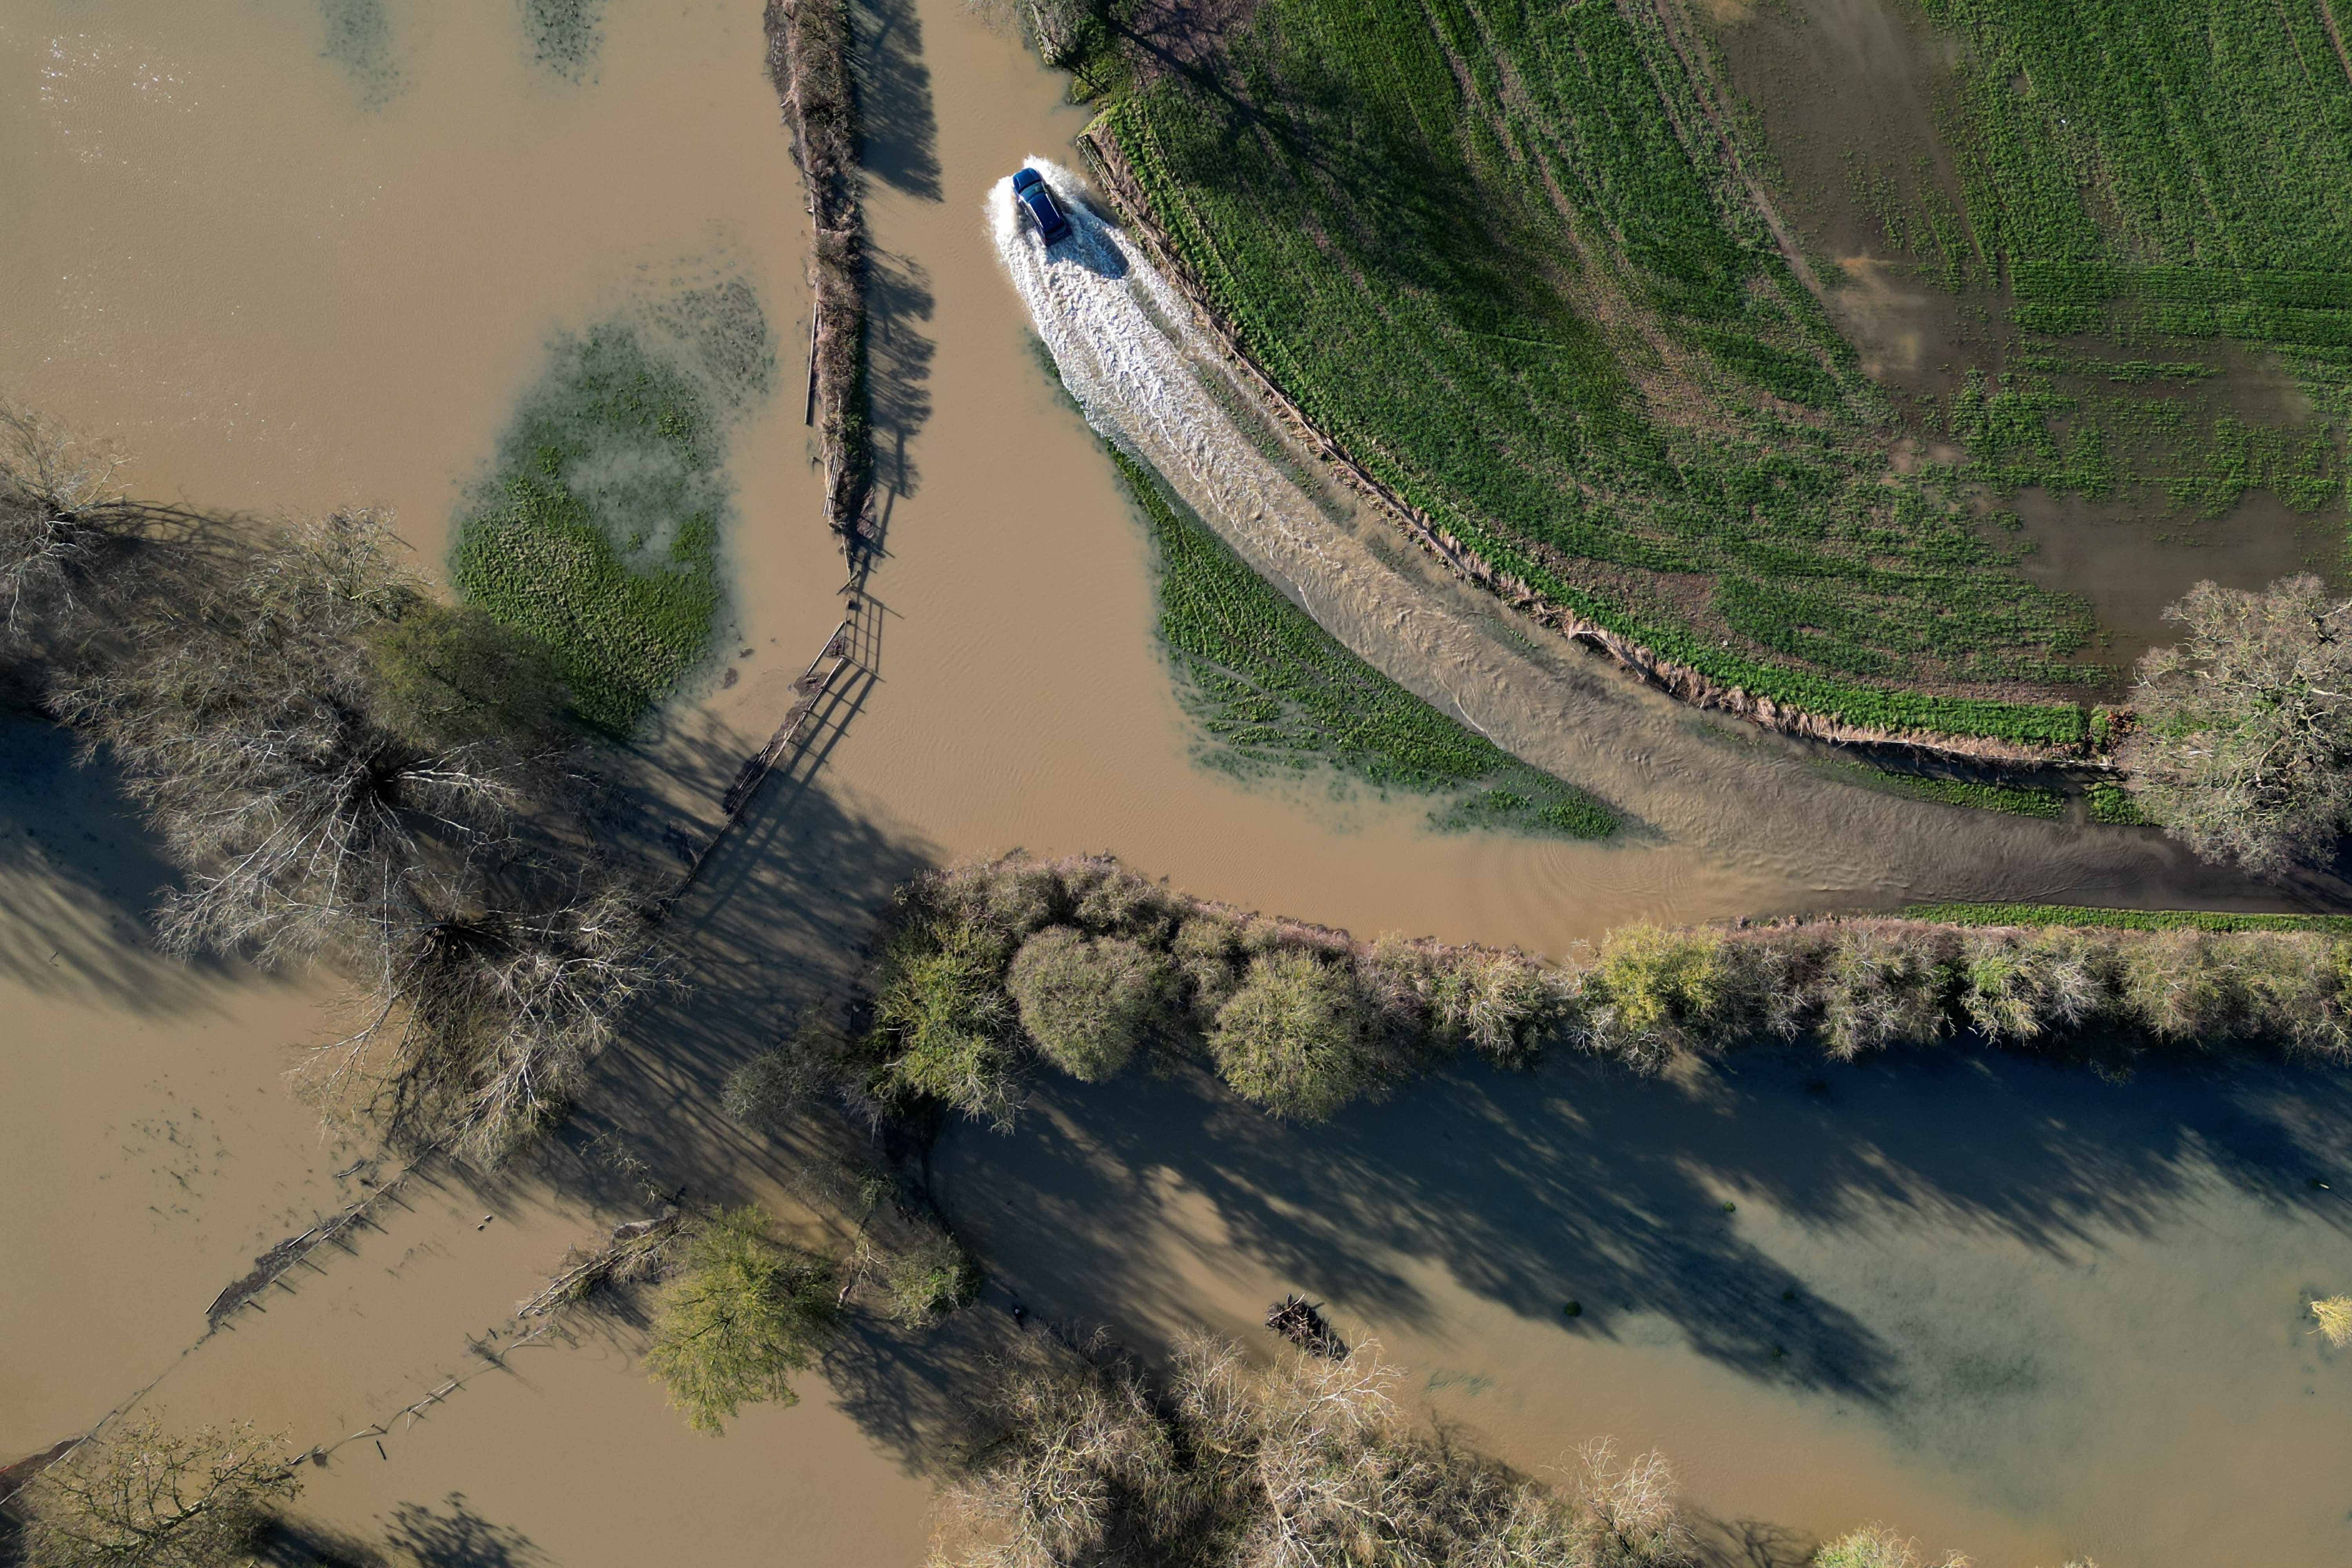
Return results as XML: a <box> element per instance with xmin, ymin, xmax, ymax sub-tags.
<box><xmin>1109</xmin><ymin>446</ymin><xmax>1616</xmax><ymax>840</ymax></box>
<box><xmin>1900</xmin><ymin>902</ymin><xmax>2352</xmax><ymax>934</ymax></box>
<box><xmin>1814</xmin><ymin>757</ymin><xmax>2064</xmax><ymax>818</ymax></box>
<box><xmin>452</xmin><ymin>325</ymin><xmax>726</xmax><ymax>735</ymax></box>
<box><xmin>1094</xmin><ymin>0</ymin><xmax>2103</xmax><ymax>744</ymax></box>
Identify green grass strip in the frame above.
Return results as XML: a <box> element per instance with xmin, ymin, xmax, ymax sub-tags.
<box><xmin>1818</xmin><ymin>759</ymin><xmax>2063</xmax><ymax>818</ymax></box>
<box><xmin>1900</xmin><ymin>902</ymin><xmax>2352</xmax><ymax>934</ymax></box>
<box><xmin>1106</xmin><ymin>445</ymin><xmax>1615</xmax><ymax>840</ymax></box>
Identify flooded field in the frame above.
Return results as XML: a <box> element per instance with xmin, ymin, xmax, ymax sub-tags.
<box><xmin>3</xmin><ymin>0</ymin><xmax>2351</xmax><ymax>1564</ymax></box>
<box><xmin>1711</xmin><ymin>0</ymin><xmax>2350</xmax><ymax>677</ymax></box>
<box><xmin>936</xmin><ymin>1048</ymin><xmax>2352</xmax><ymax>1564</ymax></box>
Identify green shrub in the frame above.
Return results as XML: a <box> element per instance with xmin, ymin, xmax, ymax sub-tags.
<box><xmin>1816</xmin><ymin>928</ymin><xmax>1955</xmax><ymax>1060</ymax></box>
<box><xmin>1208</xmin><ymin>949</ymin><xmax>1383</xmax><ymax>1120</ymax></box>
<box><xmin>869</xmin><ymin>1221</ymin><xmax>982</xmax><ymax>1327</ymax></box>
<box><xmin>1957</xmin><ymin>928</ymin><xmax>2098</xmax><ymax>1045</ymax></box>
<box><xmin>1007</xmin><ymin>925</ymin><xmax>1173</xmax><ymax>1081</ymax></box>
<box><xmin>1580</xmin><ymin>924</ymin><xmax>1729</xmax><ymax>1066</ymax></box>
<box><xmin>646</xmin><ymin>1206</ymin><xmax>835</xmax><ymax>1435</ymax></box>
<box><xmin>722</xmin><ymin>1018</ymin><xmax>852</xmax><ymax>1130</ymax></box>
<box><xmin>1173</xmin><ymin>910</ymin><xmax>1249</xmax><ymax>1024</ymax></box>
<box><xmin>871</xmin><ymin>918</ymin><xmax>1021</xmax><ymax>1127</ymax></box>
<box><xmin>1427</xmin><ymin>949</ymin><xmax>1564</xmax><ymax>1066</ymax></box>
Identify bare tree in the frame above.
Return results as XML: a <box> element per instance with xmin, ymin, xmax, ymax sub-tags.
<box><xmin>942</xmin><ymin>1332</ymin><xmax>1668</xmax><ymax>1568</ymax></box>
<box><xmin>0</xmin><ymin>400</ymin><xmax>200</xmax><ymax>655</ymax></box>
<box><xmin>51</xmin><ymin>510</ymin><xmax>542</xmax><ymax>965</ymax></box>
<box><xmin>2122</xmin><ymin>575</ymin><xmax>2352</xmax><ymax>876</ymax></box>
<box><xmin>10</xmin><ymin>1419</ymin><xmax>300</xmax><ymax>1568</ymax></box>
<box><xmin>310</xmin><ymin>874</ymin><xmax>670</xmax><ymax>1160</ymax></box>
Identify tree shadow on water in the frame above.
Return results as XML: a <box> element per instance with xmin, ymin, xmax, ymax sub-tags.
<box><xmin>853</xmin><ymin>0</ymin><xmax>941</xmax><ymax>202</ymax></box>
<box><xmin>384</xmin><ymin>1493</ymin><xmax>547</xmax><ymax>1567</ymax></box>
<box><xmin>866</xmin><ymin>250</ymin><xmax>936</xmax><ymax>500</ymax></box>
<box><xmin>931</xmin><ymin>1041</ymin><xmax>2352</xmax><ymax>1419</ymax></box>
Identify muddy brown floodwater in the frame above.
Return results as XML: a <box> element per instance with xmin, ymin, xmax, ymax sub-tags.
<box><xmin>3</xmin><ymin>0</ymin><xmax>2351</xmax><ymax>1564</ymax></box>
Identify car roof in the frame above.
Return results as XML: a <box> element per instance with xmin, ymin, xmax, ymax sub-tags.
<box><xmin>1011</xmin><ymin>168</ymin><xmax>1040</xmax><ymax>190</ymax></box>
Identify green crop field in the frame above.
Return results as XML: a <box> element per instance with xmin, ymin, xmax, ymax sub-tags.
<box><xmin>452</xmin><ymin>323</ymin><xmax>728</xmax><ymax>735</ymax></box>
<box><xmin>1109</xmin><ymin>445</ymin><xmax>1617</xmax><ymax>839</ymax></box>
<box><xmin>1900</xmin><ymin>901</ymin><xmax>2352</xmax><ymax>933</ymax></box>
<box><xmin>1100</xmin><ymin>0</ymin><xmax>2111</xmax><ymax>743</ymax></box>
<box><xmin>1089</xmin><ymin>0</ymin><xmax>2352</xmax><ymax>743</ymax></box>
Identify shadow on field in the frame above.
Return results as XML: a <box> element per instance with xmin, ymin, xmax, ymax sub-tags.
<box><xmin>931</xmin><ymin>1040</ymin><xmax>2352</xmax><ymax>1413</ymax></box>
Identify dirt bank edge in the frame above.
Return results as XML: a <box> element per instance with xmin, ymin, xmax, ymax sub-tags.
<box><xmin>1073</xmin><ymin>125</ymin><xmax>2093</xmax><ymax>768</ymax></box>
<box><xmin>765</xmin><ymin>0</ymin><xmax>871</xmax><ymax>547</ymax></box>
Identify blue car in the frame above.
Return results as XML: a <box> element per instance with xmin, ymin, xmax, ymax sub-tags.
<box><xmin>1011</xmin><ymin>167</ymin><xmax>1071</xmax><ymax>246</ymax></box>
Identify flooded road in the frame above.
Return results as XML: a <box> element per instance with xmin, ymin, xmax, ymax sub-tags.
<box><xmin>2</xmin><ymin>0</ymin><xmax>2349</xmax><ymax>1564</ymax></box>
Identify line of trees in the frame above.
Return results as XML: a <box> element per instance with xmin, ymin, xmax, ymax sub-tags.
<box><xmin>825</xmin><ymin>854</ymin><xmax>2352</xmax><ymax>1130</ymax></box>
<box><xmin>940</xmin><ymin>1332</ymin><xmax>1695</xmax><ymax>1568</ymax></box>
<box><xmin>2</xmin><ymin>403</ymin><xmax>665</xmax><ymax>1160</ymax></box>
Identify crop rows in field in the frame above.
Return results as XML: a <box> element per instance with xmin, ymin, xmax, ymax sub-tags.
<box><xmin>1104</xmin><ymin>0</ymin><xmax>2100</xmax><ymax>742</ymax></box>
<box><xmin>1109</xmin><ymin>445</ymin><xmax>1617</xmax><ymax>840</ymax></box>
<box><xmin>451</xmin><ymin>325</ymin><xmax>726</xmax><ymax>734</ymax></box>
<box><xmin>1866</xmin><ymin>0</ymin><xmax>2352</xmax><ymax>520</ymax></box>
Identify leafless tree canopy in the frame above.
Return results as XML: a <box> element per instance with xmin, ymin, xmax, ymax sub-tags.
<box><xmin>10</xmin><ymin>1419</ymin><xmax>300</xmax><ymax>1568</ymax></box>
<box><xmin>2123</xmin><ymin>574</ymin><xmax>2352</xmax><ymax>876</ymax></box>
<box><xmin>0</xmin><ymin>400</ymin><xmax>203</xmax><ymax>659</ymax></box>
<box><xmin>31</xmin><ymin>490</ymin><xmax>666</xmax><ymax>1158</ymax></box>
<box><xmin>940</xmin><ymin>1333</ymin><xmax>1694</xmax><ymax>1568</ymax></box>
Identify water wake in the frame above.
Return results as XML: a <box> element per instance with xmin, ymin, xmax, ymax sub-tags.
<box><xmin>988</xmin><ymin>160</ymin><xmax>1341</xmax><ymax>576</ymax></box>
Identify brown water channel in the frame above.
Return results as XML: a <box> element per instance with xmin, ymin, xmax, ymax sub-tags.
<box><xmin>2</xmin><ymin>1</ymin><xmax>2349</xmax><ymax>1564</ymax></box>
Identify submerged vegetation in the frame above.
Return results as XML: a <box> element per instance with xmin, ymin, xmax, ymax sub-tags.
<box><xmin>452</xmin><ymin>323</ymin><xmax>739</xmax><ymax>735</ymax></box>
<box><xmin>851</xmin><ymin>854</ymin><xmax>2352</xmax><ymax>1130</ymax></box>
<box><xmin>1114</xmin><ymin>448</ymin><xmax>1616</xmax><ymax>838</ymax></box>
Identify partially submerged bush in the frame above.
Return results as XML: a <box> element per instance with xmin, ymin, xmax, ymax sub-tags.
<box><xmin>940</xmin><ymin>1332</ymin><xmax>1688</xmax><ymax>1568</ymax></box>
<box><xmin>12</xmin><ymin>1419</ymin><xmax>301</xmax><ymax>1568</ymax></box>
<box><xmin>2312</xmin><ymin>1294</ymin><xmax>2352</xmax><ymax>1348</ymax></box>
<box><xmin>723</xmin><ymin>1016</ymin><xmax>855</xmax><ymax>1129</ymax></box>
<box><xmin>646</xmin><ymin>1206</ymin><xmax>835</xmax><ymax>1434</ymax></box>
<box><xmin>872</xmin><ymin>916</ymin><xmax>1021</xmax><ymax>1128</ymax></box>
<box><xmin>1580</xmin><ymin>925</ymin><xmax>1728</xmax><ymax>1067</ymax></box>
<box><xmin>1811</xmin><ymin>1524</ymin><xmax>1971</xmax><ymax>1568</ymax></box>
<box><xmin>1816</xmin><ymin>927</ymin><xmax>1955</xmax><ymax>1061</ymax></box>
<box><xmin>1007</xmin><ymin>926</ymin><xmax>1172</xmax><ymax>1081</ymax></box>
<box><xmin>1208</xmin><ymin>949</ymin><xmax>1382</xmax><ymax>1120</ymax></box>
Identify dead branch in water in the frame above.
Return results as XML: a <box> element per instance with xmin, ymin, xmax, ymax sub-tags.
<box><xmin>516</xmin><ymin>1209</ymin><xmax>685</xmax><ymax>1317</ymax></box>
<box><xmin>1264</xmin><ymin>1294</ymin><xmax>1347</xmax><ymax>1359</ymax></box>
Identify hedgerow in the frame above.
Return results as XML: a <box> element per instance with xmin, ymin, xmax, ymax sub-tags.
<box><xmin>1111</xmin><ymin>446</ymin><xmax>1618</xmax><ymax>839</ymax></box>
<box><xmin>1097</xmin><ymin>0</ymin><xmax>2106</xmax><ymax>742</ymax></box>
<box><xmin>857</xmin><ymin>855</ymin><xmax>2352</xmax><ymax>1129</ymax></box>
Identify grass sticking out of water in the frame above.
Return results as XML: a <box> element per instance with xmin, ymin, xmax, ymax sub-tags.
<box><xmin>1814</xmin><ymin>757</ymin><xmax>2064</xmax><ymax>819</ymax></box>
<box><xmin>452</xmin><ymin>323</ymin><xmax>727</xmax><ymax>735</ymax></box>
<box><xmin>1107</xmin><ymin>445</ymin><xmax>1615</xmax><ymax>841</ymax></box>
<box><xmin>519</xmin><ymin>0</ymin><xmax>604</xmax><ymax>80</ymax></box>
<box><xmin>1900</xmin><ymin>902</ymin><xmax>2352</xmax><ymax>934</ymax></box>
